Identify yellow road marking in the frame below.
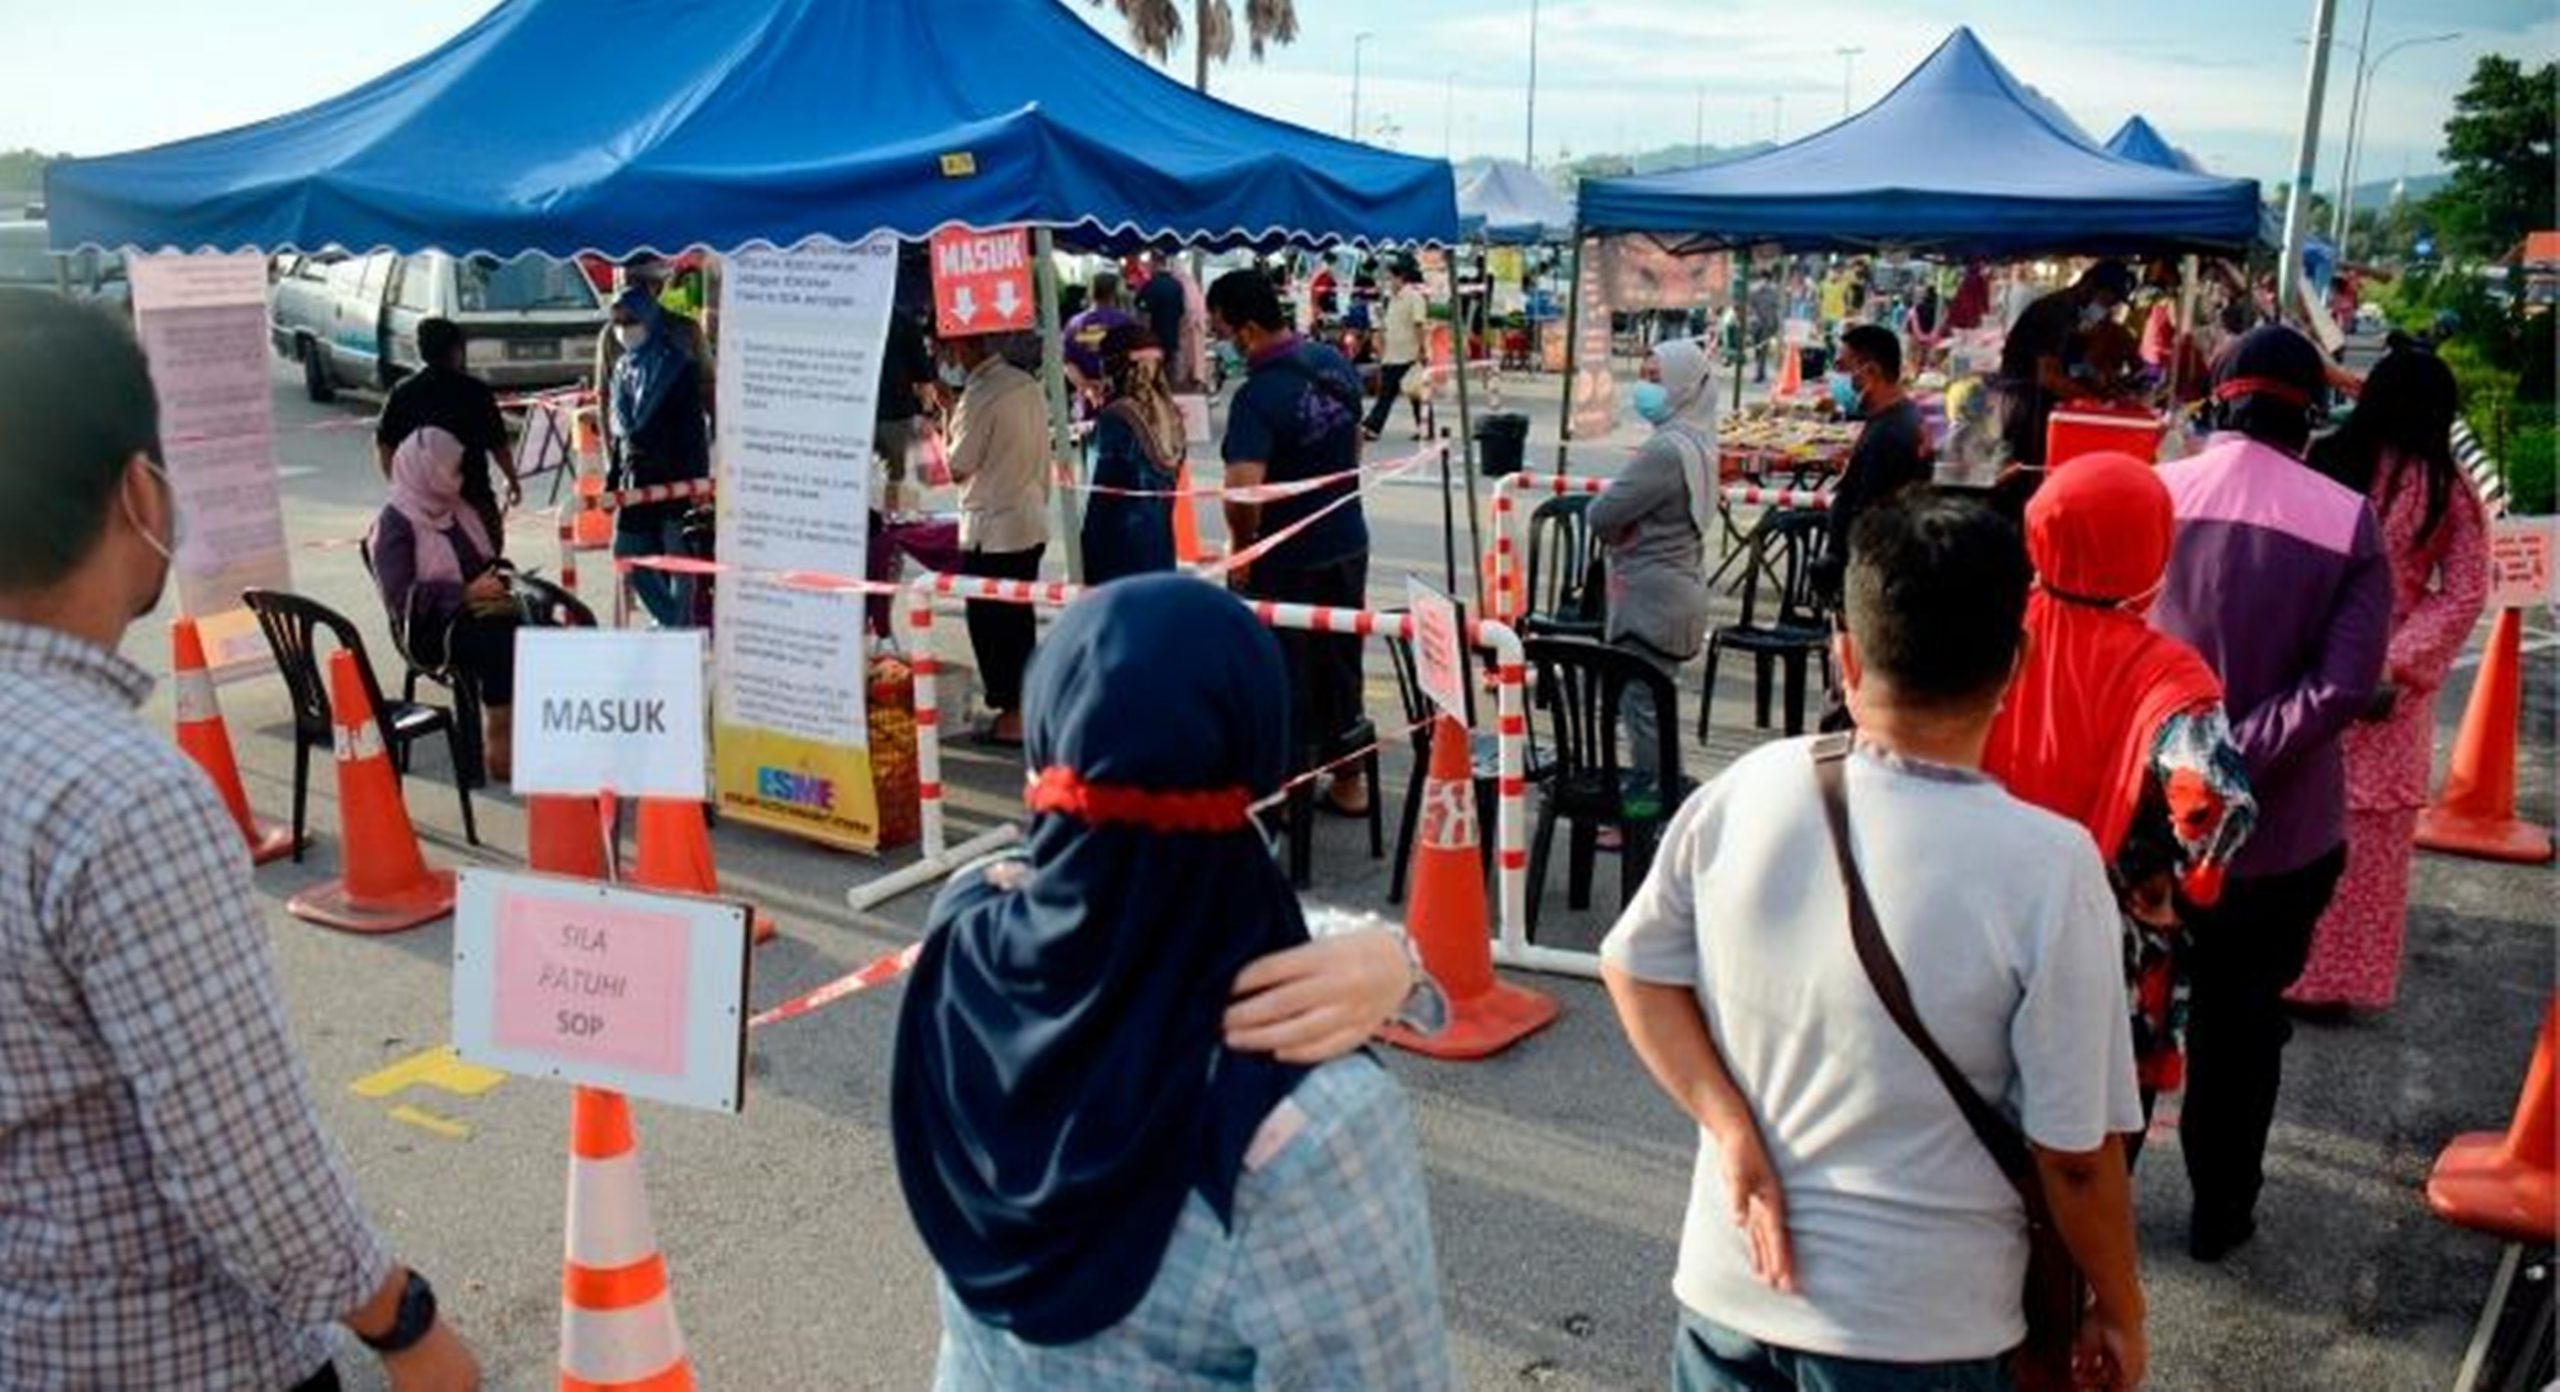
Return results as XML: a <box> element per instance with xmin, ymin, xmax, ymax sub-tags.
<box><xmin>350</xmin><ymin>1046</ymin><xmax>506</xmax><ymax>1101</ymax></box>
<box><xmin>387</xmin><ymin>1105</ymin><xmax>472</xmax><ymax>1140</ymax></box>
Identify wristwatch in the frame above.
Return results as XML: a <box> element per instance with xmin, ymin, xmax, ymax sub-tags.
<box><xmin>357</xmin><ymin>1270</ymin><xmax>438</xmax><ymax>1356</ymax></box>
<box><xmin>1392</xmin><ymin>930</ymin><xmax>1452</xmax><ymax>1037</ymax></box>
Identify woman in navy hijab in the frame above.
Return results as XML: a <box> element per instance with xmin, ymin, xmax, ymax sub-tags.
<box><xmin>893</xmin><ymin>575</ymin><xmax>1453</xmax><ymax>1389</ymax></box>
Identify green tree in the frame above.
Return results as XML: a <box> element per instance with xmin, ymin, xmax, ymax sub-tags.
<box><xmin>2431</xmin><ymin>55</ymin><xmax>2556</xmax><ymax>257</ymax></box>
<box><xmin>1088</xmin><ymin>0</ymin><xmax>1300</xmax><ymax>94</ymax></box>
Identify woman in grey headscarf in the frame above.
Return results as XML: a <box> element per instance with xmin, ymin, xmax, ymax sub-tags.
<box><xmin>1587</xmin><ymin>336</ymin><xmax>1718</xmax><ymax>803</ymax></box>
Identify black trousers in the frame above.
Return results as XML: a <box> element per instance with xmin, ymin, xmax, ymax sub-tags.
<box><xmin>963</xmin><ymin>544</ymin><xmax>1045</xmax><ymax>713</ymax></box>
<box><xmin>1246</xmin><ymin>554</ymin><xmax>1369</xmax><ymax>769</ymax></box>
<box><xmin>2178</xmin><ymin>845</ymin><xmax>2347</xmax><ymax>1231</ymax></box>
<box><xmin>289</xmin><ymin>1363</ymin><xmax>342</xmax><ymax>1392</ymax></box>
<box><xmin>1363</xmin><ymin>362</ymin><xmax>1419</xmax><ymax>435</ymax></box>
<box><xmin>418</xmin><ymin>610</ymin><xmax>519</xmax><ymax>708</ymax></box>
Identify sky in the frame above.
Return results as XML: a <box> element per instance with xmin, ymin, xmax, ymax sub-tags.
<box><xmin>5</xmin><ymin>0</ymin><xmax>2552</xmax><ymax>194</ymax></box>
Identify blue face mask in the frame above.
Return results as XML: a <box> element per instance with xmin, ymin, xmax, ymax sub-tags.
<box><xmin>1632</xmin><ymin>381</ymin><xmax>1674</xmax><ymax>424</ymax></box>
<box><xmin>1827</xmin><ymin>369</ymin><xmax>1863</xmax><ymax>418</ymax></box>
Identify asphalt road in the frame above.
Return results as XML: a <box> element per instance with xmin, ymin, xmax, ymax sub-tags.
<box><xmin>128</xmin><ymin>356</ymin><xmax>2555</xmax><ymax>1390</ymax></box>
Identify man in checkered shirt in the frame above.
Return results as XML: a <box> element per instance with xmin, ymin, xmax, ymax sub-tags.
<box><xmin>0</xmin><ymin>291</ymin><xmax>480</xmax><ymax>1390</ymax></box>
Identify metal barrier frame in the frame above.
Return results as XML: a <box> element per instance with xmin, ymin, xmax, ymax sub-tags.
<box><xmin>879</xmin><ymin>571</ymin><xmax>1598</xmax><ymax>980</ymax></box>
<box><xmin>1487</xmin><ymin>470</ymin><xmax>1834</xmax><ymax>625</ymax></box>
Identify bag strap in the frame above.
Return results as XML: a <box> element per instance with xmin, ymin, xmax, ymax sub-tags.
<box><xmin>1809</xmin><ymin>735</ymin><xmax>2043</xmax><ymax>1204</ymax></box>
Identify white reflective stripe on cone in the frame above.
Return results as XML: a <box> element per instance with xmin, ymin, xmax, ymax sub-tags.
<box><xmin>560</xmin><ymin>1299</ymin><xmax>686</xmax><ymax>1385</ymax></box>
<box><xmin>175</xmin><ymin>670</ymin><xmax>219</xmax><ymax>724</ymax></box>
<box><xmin>565</xmin><ymin>1151</ymin><xmax>660</xmax><ymax>1270</ymax></box>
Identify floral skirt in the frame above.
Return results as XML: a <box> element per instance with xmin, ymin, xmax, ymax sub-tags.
<box><xmin>2286</xmin><ymin>807</ymin><xmax>2419</xmax><ymax>1010</ymax></box>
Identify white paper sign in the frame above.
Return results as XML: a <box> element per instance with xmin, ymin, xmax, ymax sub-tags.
<box><xmin>2489</xmin><ymin>516</ymin><xmax>2557</xmax><ymax>610</ymax></box>
<box><xmin>712</xmin><ymin>240</ymin><xmax>896</xmax><ymax>748</ymax></box>
<box><xmin>127</xmin><ymin>252</ymin><xmax>293</xmax><ymax>672</ymax></box>
<box><xmin>514</xmin><ymin>629</ymin><xmax>708</xmax><ymax>799</ymax></box>
<box><xmin>1175</xmin><ymin>393</ymin><xmax>1212</xmax><ymax>448</ymax></box>
<box><xmin>451</xmin><ymin>869</ymin><xmax>749</xmax><ymax>1114</ymax></box>
<box><xmin>1406</xmin><ymin>576</ymin><xmax>1469</xmax><ymax>726</ymax></box>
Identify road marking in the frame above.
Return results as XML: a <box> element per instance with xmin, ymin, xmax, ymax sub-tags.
<box><xmin>351</xmin><ymin>1045</ymin><xmax>506</xmax><ymax>1101</ymax></box>
<box><xmin>388</xmin><ymin>1104</ymin><xmax>473</xmax><ymax>1140</ymax></box>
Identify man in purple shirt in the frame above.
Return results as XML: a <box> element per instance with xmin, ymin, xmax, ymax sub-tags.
<box><xmin>1062</xmin><ymin>270</ymin><xmax>1138</xmax><ymax>407</ymax></box>
<box><xmin>2150</xmin><ymin>325</ymin><xmax>2391</xmax><ymax>1261</ymax></box>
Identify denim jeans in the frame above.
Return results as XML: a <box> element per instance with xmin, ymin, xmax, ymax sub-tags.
<box><xmin>1673</xmin><ymin>1310</ymin><xmax>2011</xmax><ymax>1392</ymax></box>
<box><xmin>613</xmin><ymin>519</ymin><xmax>695</xmax><ymax>628</ymax></box>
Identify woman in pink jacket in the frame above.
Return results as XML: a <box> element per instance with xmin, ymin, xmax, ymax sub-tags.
<box><xmin>2289</xmin><ymin>342</ymin><xmax>2490</xmax><ymax>1013</ymax></box>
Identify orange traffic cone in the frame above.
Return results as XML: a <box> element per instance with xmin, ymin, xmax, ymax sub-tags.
<box><xmin>1380</xmin><ymin>714</ymin><xmax>1559</xmax><ymax>1060</ymax></box>
<box><xmin>171</xmin><ymin>616</ymin><xmax>296</xmax><ymax>865</ymax></box>
<box><xmin>1773</xmin><ymin>340</ymin><xmax>1803</xmax><ymax>399</ymax></box>
<box><xmin>2427</xmin><ymin>997</ymin><xmax>2557</xmax><ymax>1243</ymax></box>
<box><xmin>560</xmin><ymin>1087</ymin><xmax>695</xmax><ymax>1392</ymax></box>
<box><xmin>529</xmin><ymin>793</ymin><xmax>611</xmax><ymax>882</ymax></box>
<box><xmin>286</xmin><ymin>650</ymin><xmax>455</xmax><ymax>933</ymax></box>
<box><xmin>632</xmin><ymin>799</ymin><xmax>777</xmax><ymax>944</ymax></box>
<box><xmin>2416</xmin><ymin>609</ymin><xmax>2554</xmax><ymax>864</ymax></box>
<box><xmin>1170</xmin><ymin>461</ymin><xmax>1205</xmax><ymax>564</ymax></box>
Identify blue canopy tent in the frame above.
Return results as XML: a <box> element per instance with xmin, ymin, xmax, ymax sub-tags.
<box><xmin>1457</xmin><ymin>160</ymin><xmax>1576</xmax><ymax>246</ymax></box>
<box><xmin>2105</xmin><ymin>116</ymin><xmax>2207</xmax><ymax>175</ymax></box>
<box><xmin>45</xmin><ymin>0</ymin><xmax>1456</xmax><ymax>257</ymax></box>
<box><xmin>1575</xmin><ymin>28</ymin><xmax>2261</xmax><ymax>257</ymax></box>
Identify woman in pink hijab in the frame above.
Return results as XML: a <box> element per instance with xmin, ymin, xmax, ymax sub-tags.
<box><xmin>369</xmin><ymin>426</ymin><xmax>519</xmax><ymax>779</ymax></box>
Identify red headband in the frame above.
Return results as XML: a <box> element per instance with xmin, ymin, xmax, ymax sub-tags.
<box><xmin>2211</xmin><ymin>375</ymin><xmax>2312</xmax><ymax>409</ymax></box>
<box><xmin>1026</xmin><ymin>766</ymin><xmax>1252</xmax><ymax>833</ymax></box>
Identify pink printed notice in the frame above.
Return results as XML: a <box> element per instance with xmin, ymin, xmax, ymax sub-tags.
<box><xmin>492</xmin><ymin>892</ymin><xmax>691</xmax><ymax>1078</ymax></box>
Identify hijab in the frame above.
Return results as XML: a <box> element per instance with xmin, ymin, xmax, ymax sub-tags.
<box><xmin>1649</xmin><ymin>336</ymin><xmax>1721</xmax><ymax>545</ymax></box>
<box><xmin>376</xmin><ymin>426</ymin><xmax>491</xmax><ymax>588</ymax></box>
<box><xmin>1984</xmin><ymin>452</ymin><xmax>2224</xmax><ymax>859</ymax></box>
<box><xmin>1100</xmin><ymin>323</ymin><xmax>1186</xmax><ymax>471</ymax></box>
<box><xmin>609</xmin><ymin>288</ymin><xmax>686</xmax><ymax>441</ymax></box>
<box><xmin>890</xmin><ymin>576</ymin><xmax>1313</xmax><ymax>1346</ymax></box>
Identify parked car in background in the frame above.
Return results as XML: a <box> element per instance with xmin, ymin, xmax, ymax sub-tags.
<box><xmin>270</xmin><ymin>249</ymin><xmax>604</xmax><ymax>402</ymax></box>
<box><xmin>0</xmin><ymin>220</ymin><xmax>129</xmax><ymax>312</ymax></box>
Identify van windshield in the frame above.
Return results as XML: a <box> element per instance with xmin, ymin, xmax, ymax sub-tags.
<box><xmin>455</xmin><ymin>254</ymin><xmax>599</xmax><ymax>313</ymax></box>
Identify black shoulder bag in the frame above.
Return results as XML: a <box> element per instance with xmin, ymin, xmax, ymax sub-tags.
<box><xmin>1808</xmin><ymin>734</ymin><xmax>2085</xmax><ymax>1392</ymax></box>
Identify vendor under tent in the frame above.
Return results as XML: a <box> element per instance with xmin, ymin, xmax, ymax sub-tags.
<box><xmin>1557</xmin><ymin>27</ymin><xmax>2263</xmax><ymax>455</ymax></box>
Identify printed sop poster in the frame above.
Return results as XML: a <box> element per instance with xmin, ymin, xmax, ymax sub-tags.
<box><xmin>127</xmin><ymin>252</ymin><xmax>293</xmax><ymax>672</ymax></box>
<box><xmin>711</xmin><ymin>239</ymin><xmax>896</xmax><ymax>851</ymax></box>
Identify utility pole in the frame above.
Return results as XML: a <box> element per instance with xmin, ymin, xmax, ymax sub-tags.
<box><xmin>1836</xmin><ymin>47</ymin><xmax>1864</xmax><ymax>117</ymax></box>
<box><xmin>1694</xmin><ymin>87</ymin><xmax>1706</xmax><ymax>164</ymax></box>
<box><xmin>1525</xmin><ymin>0</ymin><xmax>1541</xmax><ymax>165</ymax></box>
<box><xmin>2329</xmin><ymin>0</ymin><xmax>2378</xmax><ymax>243</ymax></box>
<box><xmin>1351</xmin><ymin>32</ymin><xmax>1374</xmax><ymax>142</ymax></box>
<box><xmin>2276</xmin><ymin>0</ymin><xmax>2342</xmax><ymax>322</ymax></box>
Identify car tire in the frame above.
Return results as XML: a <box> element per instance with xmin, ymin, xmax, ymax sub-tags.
<box><xmin>299</xmin><ymin>339</ymin><xmax>336</xmax><ymax>404</ymax></box>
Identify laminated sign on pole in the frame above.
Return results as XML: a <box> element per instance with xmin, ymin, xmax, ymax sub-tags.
<box><xmin>931</xmin><ymin>225</ymin><xmax>1037</xmax><ymax>337</ymax></box>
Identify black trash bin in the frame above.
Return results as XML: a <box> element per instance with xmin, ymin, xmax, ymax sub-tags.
<box><xmin>1474</xmin><ymin>412</ymin><xmax>1530</xmax><ymax>478</ymax></box>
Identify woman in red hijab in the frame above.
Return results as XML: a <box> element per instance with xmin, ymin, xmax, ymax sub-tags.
<box><xmin>1984</xmin><ymin>452</ymin><xmax>2257</xmax><ymax>1141</ymax></box>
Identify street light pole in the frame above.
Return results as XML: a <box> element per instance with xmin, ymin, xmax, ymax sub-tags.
<box><xmin>1836</xmin><ymin>47</ymin><xmax>1864</xmax><ymax>117</ymax></box>
<box><xmin>2341</xmin><ymin>31</ymin><xmax>2462</xmax><ymax>258</ymax></box>
<box><xmin>1351</xmin><ymin>31</ymin><xmax>1374</xmax><ymax>142</ymax></box>
<box><xmin>1444</xmin><ymin>71</ymin><xmax>1457</xmax><ymax>156</ymax></box>
<box><xmin>1525</xmin><ymin>0</ymin><xmax>1540</xmax><ymax>165</ymax></box>
<box><xmin>1694</xmin><ymin>87</ymin><xmax>1706</xmax><ymax>165</ymax></box>
<box><xmin>2276</xmin><ymin>0</ymin><xmax>2342</xmax><ymax>322</ymax></box>
<box><xmin>2329</xmin><ymin>0</ymin><xmax>2378</xmax><ymax>242</ymax></box>
<box><xmin>1772</xmin><ymin>93</ymin><xmax>1785</xmax><ymax>142</ymax></box>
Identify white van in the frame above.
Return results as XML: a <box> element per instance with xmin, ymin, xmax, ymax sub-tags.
<box><xmin>270</xmin><ymin>250</ymin><xmax>604</xmax><ymax>402</ymax></box>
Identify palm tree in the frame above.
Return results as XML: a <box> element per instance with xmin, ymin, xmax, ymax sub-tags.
<box><xmin>1090</xmin><ymin>0</ymin><xmax>1301</xmax><ymax>93</ymax></box>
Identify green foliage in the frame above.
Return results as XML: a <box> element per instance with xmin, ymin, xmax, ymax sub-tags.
<box><xmin>0</xmin><ymin>148</ymin><xmax>54</xmax><ymax>201</ymax></box>
<box><xmin>2507</xmin><ymin>416</ymin><xmax>2555</xmax><ymax>516</ymax></box>
<box><xmin>2432</xmin><ymin>55</ymin><xmax>2557</xmax><ymax>258</ymax></box>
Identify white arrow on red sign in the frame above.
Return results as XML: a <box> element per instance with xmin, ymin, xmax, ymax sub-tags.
<box><xmin>951</xmin><ymin>284</ymin><xmax>980</xmax><ymax>325</ymax></box>
<box><xmin>992</xmin><ymin>278</ymin><xmax>1022</xmax><ymax>322</ymax></box>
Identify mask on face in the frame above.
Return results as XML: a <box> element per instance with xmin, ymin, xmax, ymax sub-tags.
<box><xmin>121</xmin><ymin>459</ymin><xmax>178</xmax><ymax>619</ymax></box>
<box><xmin>614</xmin><ymin>322</ymin><xmax>650</xmax><ymax>352</ymax></box>
<box><xmin>1827</xmin><ymin>369</ymin><xmax>1863</xmax><ymax>418</ymax></box>
<box><xmin>1631</xmin><ymin>381</ymin><xmax>1674</xmax><ymax>425</ymax></box>
<box><xmin>2079</xmin><ymin>302</ymin><xmax>2108</xmax><ymax>330</ymax></box>
<box><xmin>938</xmin><ymin>360</ymin><xmax>970</xmax><ymax>390</ymax></box>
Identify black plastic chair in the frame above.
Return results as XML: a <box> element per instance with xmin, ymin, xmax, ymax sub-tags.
<box><xmin>1522</xmin><ymin>493</ymin><xmax>1605</xmax><ymax>638</ymax></box>
<box><xmin>1523</xmin><ymin>636</ymin><xmax>1689</xmax><ymax>932</ymax></box>
<box><xmin>241</xmin><ymin>589</ymin><xmax>480</xmax><ymax>854</ymax></box>
<box><xmin>1276</xmin><ymin>714</ymin><xmax>1386</xmax><ymax>890</ymax></box>
<box><xmin>1699</xmin><ymin>508</ymin><xmax>1833</xmax><ymax>742</ymax></box>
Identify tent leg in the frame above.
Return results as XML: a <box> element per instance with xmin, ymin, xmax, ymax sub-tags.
<box><xmin>1033</xmin><ymin>228</ymin><xmax>1084</xmax><ymax>583</ymax></box>
<box><xmin>1446</xmin><ymin>252</ymin><xmax>1485</xmax><ymax>604</ymax></box>
<box><xmin>1730</xmin><ymin>252</ymin><xmax>1749</xmax><ymax>415</ymax></box>
<box><xmin>1555</xmin><ymin>232</ymin><xmax>1584</xmax><ymax>474</ymax></box>
<box><xmin>2173</xmin><ymin>253</ymin><xmax>2201</xmax><ymax>412</ymax></box>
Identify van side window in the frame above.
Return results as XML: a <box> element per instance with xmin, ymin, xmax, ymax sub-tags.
<box><xmin>358</xmin><ymin>253</ymin><xmax>394</xmax><ymax>302</ymax></box>
<box><xmin>393</xmin><ymin>258</ymin><xmax>437</xmax><ymax>313</ymax></box>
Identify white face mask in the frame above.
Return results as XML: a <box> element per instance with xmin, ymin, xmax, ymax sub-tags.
<box><xmin>938</xmin><ymin>361</ymin><xmax>970</xmax><ymax>389</ymax></box>
<box><xmin>2079</xmin><ymin>303</ymin><xmax>2108</xmax><ymax>330</ymax></box>
<box><xmin>614</xmin><ymin>322</ymin><xmax>650</xmax><ymax>352</ymax></box>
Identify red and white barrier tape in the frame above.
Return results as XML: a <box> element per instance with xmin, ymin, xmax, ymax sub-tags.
<box><xmin>748</xmin><ymin>942</ymin><xmax>923</xmax><ymax>1030</ymax></box>
<box><xmin>1717</xmin><ymin>484</ymin><xmax>1833</xmax><ymax>510</ymax></box>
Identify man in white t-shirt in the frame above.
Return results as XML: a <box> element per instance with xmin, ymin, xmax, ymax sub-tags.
<box><xmin>1602</xmin><ymin>492</ymin><xmax>2149</xmax><ymax>1391</ymax></box>
<box><xmin>1361</xmin><ymin>258</ymin><xmax>1431</xmax><ymax>441</ymax></box>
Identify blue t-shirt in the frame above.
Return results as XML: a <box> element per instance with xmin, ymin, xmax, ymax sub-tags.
<box><xmin>1221</xmin><ymin>338</ymin><xmax>1370</xmax><ymax>571</ymax></box>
